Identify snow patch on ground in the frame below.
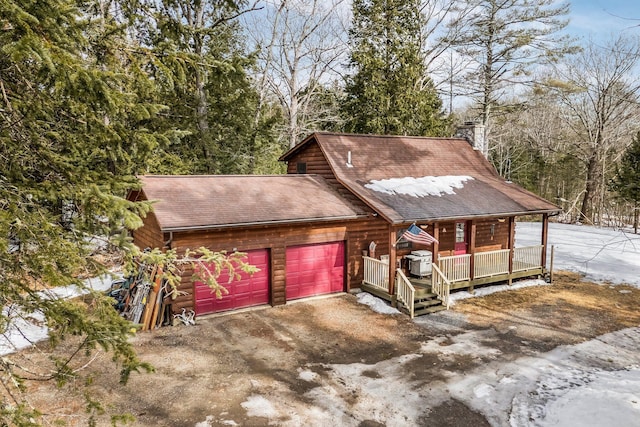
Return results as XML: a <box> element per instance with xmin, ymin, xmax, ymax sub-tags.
<box><xmin>299</xmin><ymin>369</ymin><xmax>319</xmax><ymax>382</ymax></box>
<box><xmin>516</xmin><ymin>222</ymin><xmax>640</xmax><ymax>287</ymax></box>
<box><xmin>240</xmin><ymin>395</ymin><xmax>278</xmax><ymax>419</ymax></box>
<box><xmin>0</xmin><ymin>273</ymin><xmax>116</xmax><ymax>356</ymax></box>
<box><xmin>365</xmin><ymin>175</ymin><xmax>473</xmax><ymax>197</ymax></box>
<box><xmin>535</xmin><ymin>368</ymin><xmax>640</xmax><ymax>427</ymax></box>
<box><xmin>356</xmin><ymin>292</ymin><xmax>400</xmax><ymax>315</ymax></box>
<box><xmin>450</xmin><ymin>327</ymin><xmax>640</xmax><ymax>427</ymax></box>
<box><xmin>420</xmin><ymin>330</ymin><xmax>502</xmax><ymax>360</ymax></box>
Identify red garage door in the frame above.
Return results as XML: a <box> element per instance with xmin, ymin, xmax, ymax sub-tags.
<box><xmin>286</xmin><ymin>241</ymin><xmax>345</xmax><ymax>300</ymax></box>
<box><xmin>195</xmin><ymin>249</ymin><xmax>270</xmax><ymax>315</ymax></box>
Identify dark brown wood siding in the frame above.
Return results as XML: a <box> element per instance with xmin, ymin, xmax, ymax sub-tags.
<box><xmin>286</xmin><ymin>141</ymin><xmax>333</xmax><ymax>178</ymax></box>
<box><xmin>162</xmin><ymin>216</ymin><xmax>388</xmax><ymax>314</ymax></box>
<box><xmin>474</xmin><ymin>218</ymin><xmax>510</xmax><ymax>251</ymax></box>
<box><xmin>131</xmin><ymin>210</ymin><xmax>164</xmax><ymax>250</ymax></box>
<box><xmin>285</xmin><ymin>140</ymin><xmax>372</xmax><ymax>212</ymax></box>
<box><xmin>435</xmin><ymin>218</ymin><xmax>512</xmax><ymax>257</ymax></box>
<box><xmin>436</xmin><ymin>221</ymin><xmax>457</xmax><ymax>256</ymax></box>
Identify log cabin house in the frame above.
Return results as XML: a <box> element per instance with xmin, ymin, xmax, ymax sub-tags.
<box><xmin>129</xmin><ymin>132</ymin><xmax>560</xmax><ymax>318</ymax></box>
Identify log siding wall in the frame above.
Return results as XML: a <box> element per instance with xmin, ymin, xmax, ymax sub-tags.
<box><xmin>436</xmin><ymin>219</ymin><xmax>511</xmax><ymax>257</ymax></box>
<box><xmin>132</xmin><ymin>217</ymin><xmax>388</xmax><ymax>314</ymax></box>
<box><xmin>286</xmin><ymin>141</ymin><xmax>371</xmax><ymax>211</ymax></box>
<box><xmin>132</xmin><ymin>211</ymin><xmax>164</xmax><ymax>249</ymax></box>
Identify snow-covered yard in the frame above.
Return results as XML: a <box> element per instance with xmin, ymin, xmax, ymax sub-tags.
<box><xmin>517</xmin><ymin>221</ymin><xmax>640</xmax><ymax>287</ymax></box>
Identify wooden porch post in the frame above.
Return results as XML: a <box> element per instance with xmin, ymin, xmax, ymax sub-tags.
<box><xmin>432</xmin><ymin>222</ymin><xmax>440</xmax><ymax>260</ymax></box>
<box><xmin>467</xmin><ymin>221</ymin><xmax>477</xmax><ymax>293</ymax></box>
<box><xmin>388</xmin><ymin>225</ymin><xmax>397</xmax><ymax>297</ymax></box>
<box><xmin>469</xmin><ymin>221</ymin><xmax>476</xmax><ymax>280</ymax></box>
<box><xmin>541</xmin><ymin>213</ymin><xmax>549</xmax><ymax>269</ymax></box>
<box><xmin>508</xmin><ymin>217</ymin><xmax>516</xmax><ymax>285</ymax></box>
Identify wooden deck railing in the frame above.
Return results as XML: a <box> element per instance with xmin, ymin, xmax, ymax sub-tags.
<box><xmin>395</xmin><ymin>269</ymin><xmax>415</xmax><ymax>318</ymax></box>
<box><xmin>431</xmin><ymin>264</ymin><xmax>451</xmax><ymax>309</ymax></box>
<box><xmin>363</xmin><ymin>256</ymin><xmax>389</xmax><ymax>292</ymax></box>
<box><xmin>363</xmin><ymin>245</ymin><xmax>544</xmax><ymax>301</ymax></box>
<box><xmin>438</xmin><ymin>254</ymin><xmax>471</xmax><ymax>282</ymax></box>
<box><xmin>513</xmin><ymin>245</ymin><xmax>544</xmax><ymax>272</ymax></box>
<box><xmin>474</xmin><ymin>249</ymin><xmax>510</xmax><ymax>279</ymax></box>
<box><xmin>438</xmin><ymin>246</ymin><xmax>543</xmax><ymax>283</ymax></box>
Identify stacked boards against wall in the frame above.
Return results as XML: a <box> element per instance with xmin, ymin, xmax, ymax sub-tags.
<box><xmin>109</xmin><ymin>264</ymin><xmax>173</xmax><ymax>330</ymax></box>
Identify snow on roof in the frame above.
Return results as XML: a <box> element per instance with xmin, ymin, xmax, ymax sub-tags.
<box><xmin>364</xmin><ymin>175</ymin><xmax>473</xmax><ymax>198</ymax></box>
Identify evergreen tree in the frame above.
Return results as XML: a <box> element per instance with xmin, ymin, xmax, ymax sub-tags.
<box><xmin>611</xmin><ymin>132</ymin><xmax>640</xmax><ymax>234</ymax></box>
<box><xmin>342</xmin><ymin>0</ymin><xmax>448</xmax><ymax>136</ymax></box>
<box><xmin>447</xmin><ymin>0</ymin><xmax>574</xmax><ymax>156</ymax></box>
<box><xmin>0</xmin><ymin>0</ymin><xmax>166</xmax><ymax>421</ymax></box>
<box><xmin>137</xmin><ymin>0</ymin><xmax>281</xmax><ymax>175</ymax></box>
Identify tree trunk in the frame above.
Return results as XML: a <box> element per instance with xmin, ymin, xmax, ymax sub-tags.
<box><xmin>580</xmin><ymin>151</ymin><xmax>601</xmax><ymax>223</ymax></box>
<box><xmin>288</xmin><ymin>71</ymin><xmax>299</xmax><ymax>149</ymax></box>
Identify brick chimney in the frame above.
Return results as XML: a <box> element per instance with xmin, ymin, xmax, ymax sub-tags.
<box><xmin>456</xmin><ymin>121</ymin><xmax>487</xmax><ymax>158</ymax></box>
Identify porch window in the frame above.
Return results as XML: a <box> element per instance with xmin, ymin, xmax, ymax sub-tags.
<box><xmin>455</xmin><ymin>222</ymin><xmax>465</xmax><ymax>243</ymax></box>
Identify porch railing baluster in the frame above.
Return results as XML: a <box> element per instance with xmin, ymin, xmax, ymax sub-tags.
<box><xmin>431</xmin><ymin>264</ymin><xmax>451</xmax><ymax>309</ymax></box>
<box><xmin>513</xmin><ymin>245</ymin><xmax>544</xmax><ymax>272</ymax></box>
<box><xmin>362</xmin><ymin>256</ymin><xmax>390</xmax><ymax>292</ymax></box>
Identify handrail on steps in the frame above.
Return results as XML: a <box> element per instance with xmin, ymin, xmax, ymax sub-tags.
<box><xmin>431</xmin><ymin>264</ymin><xmax>451</xmax><ymax>310</ymax></box>
<box><xmin>395</xmin><ymin>268</ymin><xmax>416</xmax><ymax>318</ymax></box>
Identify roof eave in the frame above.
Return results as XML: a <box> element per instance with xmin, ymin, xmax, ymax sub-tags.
<box><xmin>159</xmin><ymin>214</ymin><xmax>370</xmax><ymax>233</ymax></box>
<box><xmin>388</xmin><ymin>208</ymin><xmax>562</xmax><ymax>225</ymax></box>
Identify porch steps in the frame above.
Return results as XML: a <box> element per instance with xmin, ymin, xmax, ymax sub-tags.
<box><xmin>360</xmin><ymin>282</ymin><xmax>446</xmax><ymax>317</ymax></box>
<box><xmin>402</xmin><ymin>284</ymin><xmax>447</xmax><ymax>316</ymax></box>
<box><xmin>413</xmin><ymin>298</ymin><xmax>447</xmax><ymax>315</ymax></box>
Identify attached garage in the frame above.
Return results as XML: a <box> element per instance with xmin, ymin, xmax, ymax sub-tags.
<box><xmin>194</xmin><ymin>249</ymin><xmax>270</xmax><ymax>315</ymax></box>
<box><xmin>129</xmin><ymin>174</ymin><xmax>383</xmax><ymax>317</ymax></box>
<box><xmin>286</xmin><ymin>241</ymin><xmax>345</xmax><ymax>300</ymax></box>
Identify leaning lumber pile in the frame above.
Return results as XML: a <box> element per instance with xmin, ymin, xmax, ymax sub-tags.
<box><xmin>108</xmin><ymin>264</ymin><xmax>173</xmax><ymax>330</ymax></box>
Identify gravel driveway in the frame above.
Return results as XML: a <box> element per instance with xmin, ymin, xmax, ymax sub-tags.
<box><xmin>22</xmin><ymin>272</ymin><xmax>640</xmax><ymax>426</ymax></box>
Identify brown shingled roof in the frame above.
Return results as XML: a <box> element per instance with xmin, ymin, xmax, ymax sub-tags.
<box><xmin>138</xmin><ymin>175</ymin><xmax>367</xmax><ymax>231</ymax></box>
<box><xmin>281</xmin><ymin>133</ymin><xmax>560</xmax><ymax>224</ymax></box>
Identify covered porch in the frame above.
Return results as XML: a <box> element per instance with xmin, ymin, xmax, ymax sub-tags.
<box><xmin>360</xmin><ymin>215</ymin><xmax>552</xmax><ymax>318</ymax></box>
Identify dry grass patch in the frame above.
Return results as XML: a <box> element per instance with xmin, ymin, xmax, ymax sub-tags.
<box><xmin>452</xmin><ymin>271</ymin><xmax>640</xmax><ymax>348</ymax></box>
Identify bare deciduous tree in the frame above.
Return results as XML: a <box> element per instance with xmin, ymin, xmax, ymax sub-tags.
<box><xmin>549</xmin><ymin>35</ymin><xmax>640</xmax><ymax>223</ymax></box>
<box><xmin>245</xmin><ymin>0</ymin><xmax>348</xmax><ymax>148</ymax></box>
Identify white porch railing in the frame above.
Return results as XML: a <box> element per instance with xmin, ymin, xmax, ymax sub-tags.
<box><xmin>363</xmin><ymin>256</ymin><xmax>389</xmax><ymax>292</ymax></box>
<box><xmin>439</xmin><ymin>245</ymin><xmax>543</xmax><ymax>282</ymax></box>
<box><xmin>395</xmin><ymin>269</ymin><xmax>415</xmax><ymax>318</ymax></box>
<box><xmin>513</xmin><ymin>245</ymin><xmax>544</xmax><ymax>272</ymax></box>
<box><xmin>431</xmin><ymin>264</ymin><xmax>451</xmax><ymax>309</ymax></box>
<box><xmin>474</xmin><ymin>249</ymin><xmax>510</xmax><ymax>279</ymax></box>
<box><xmin>438</xmin><ymin>254</ymin><xmax>471</xmax><ymax>282</ymax></box>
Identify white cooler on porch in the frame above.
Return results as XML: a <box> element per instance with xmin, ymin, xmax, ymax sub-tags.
<box><xmin>405</xmin><ymin>250</ymin><xmax>433</xmax><ymax>277</ymax></box>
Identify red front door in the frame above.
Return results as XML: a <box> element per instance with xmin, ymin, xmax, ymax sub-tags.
<box><xmin>285</xmin><ymin>241</ymin><xmax>345</xmax><ymax>300</ymax></box>
<box><xmin>454</xmin><ymin>222</ymin><xmax>468</xmax><ymax>255</ymax></box>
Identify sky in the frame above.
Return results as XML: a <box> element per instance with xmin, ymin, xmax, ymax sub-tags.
<box><xmin>568</xmin><ymin>0</ymin><xmax>639</xmax><ymax>39</ymax></box>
